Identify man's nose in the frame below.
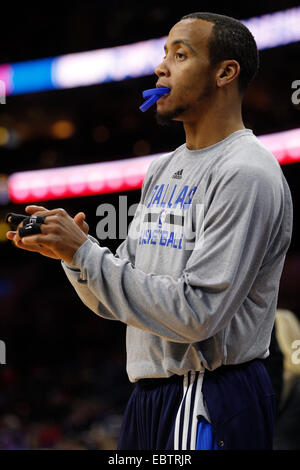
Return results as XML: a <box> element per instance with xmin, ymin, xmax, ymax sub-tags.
<box><xmin>154</xmin><ymin>59</ymin><xmax>170</xmax><ymax>78</ymax></box>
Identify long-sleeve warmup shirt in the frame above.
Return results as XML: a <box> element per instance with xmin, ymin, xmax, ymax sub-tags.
<box><xmin>62</xmin><ymin>129</ymin><xmax>293</xmax><ymax>386</ymax></box>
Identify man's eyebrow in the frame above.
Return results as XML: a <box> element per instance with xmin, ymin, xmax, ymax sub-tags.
<box><xmin>163</xmin><ymin>39</ymin><xmax>197</xmax><ymax>54</ymax></box>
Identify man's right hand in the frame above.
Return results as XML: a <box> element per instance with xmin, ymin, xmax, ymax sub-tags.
<box><xmin>6</xmin><ymin>205</ymin><xmax>89</xmax><ymax>260</ymax></box>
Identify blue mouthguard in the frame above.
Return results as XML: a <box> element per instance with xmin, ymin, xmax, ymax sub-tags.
<box><xmin>139</xmin><ymin>87</ymin><xmax>170</xmax><ymax>112</ymax></box>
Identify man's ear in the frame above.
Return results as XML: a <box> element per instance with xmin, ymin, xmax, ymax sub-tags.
<box><xmin>215</xmin><ymin>60</ymin><xmax>240</xmax><ymax>88</ymax></box>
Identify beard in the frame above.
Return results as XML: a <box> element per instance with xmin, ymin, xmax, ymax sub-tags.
<box><xmin>155</xmin><ymin>105</ymin><xmax>187</xmax><ymax>127</ymax></box>
<box><xmin>156</xmin><ymin>78</ymin><xmax>214</xmax><ymax>127</ymax></box>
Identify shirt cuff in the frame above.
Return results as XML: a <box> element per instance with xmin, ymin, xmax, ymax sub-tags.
<box><xmin>63</xmin><ymin>237</ymin><xmax>95</xmax><ymax>270</ymax></box>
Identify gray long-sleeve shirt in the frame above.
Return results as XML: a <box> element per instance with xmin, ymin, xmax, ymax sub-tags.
<box><xmin>62</xmin><ymin>129</ymin><xmax>293</xmax><ymax>384</ymax></box>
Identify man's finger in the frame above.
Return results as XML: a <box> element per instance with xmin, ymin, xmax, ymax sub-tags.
<box><xmin>15</xmin><ymin>239</ymin><xmax>43</xmax><ymax>252</ymax></box>
<box><xmin>6</xmin><ymin>213</ymin><xmax>27</xmax><ymax>226</ymax></box>
<box><xmin>18</xmin><ymin>222</ymin><xmax>43</xmax><ymax>238</ymax></box>
<box><xmin>21</xmin><ymin>233</ymin><xmax>52</xmax><ymax>245</ymax></box>
<box><xmin>74</xmin><ymin>212</ymin><xmax>85</xmax><ymax>223</ymax></box>
<box><xmin>24</xmin><ymin>208</ymin><xmax>68</xmax><ymax>219</ymax></box>
<box><xmin>14</xmin><ymin>238</ymin><xmax>60</xmax><ymax>259</ymax></box>
<box><xmin>6</xmin><ymin>227</ymin><xmax>55</xmax><ymax>255</ymax></box>
<box><xmin>25</xmin><ymin>205</ymin><xmax>48</xmax><ymax>214</ymax></box>
<box><xmin>6</xmin><ymin>231</ymin><xmax>16</xmax><ymax>240</ymax></box>
<box><xmin>82</xmin><ymin>221</ymin><xmax>89</xmax><ymax>234</ymax></box>
<box><xmin>40</xmin><ymin>214</ymin><xmax>68</xmax><ymax>225</ymax></box>
<box><xmin>74</xmin><ymin>212</ymin><xmax>89</xmax><ymax>234</ymax></box>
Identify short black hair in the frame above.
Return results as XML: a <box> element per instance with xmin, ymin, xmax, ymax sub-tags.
<box><xmin>181</xmin><ymin>12</ymin><xmax>259</xmax><ymax>94</ymax></box>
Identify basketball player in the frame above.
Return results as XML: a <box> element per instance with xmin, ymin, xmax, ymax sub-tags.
<box><xmin>7</xmin><ymin>13</ymin><xmax>293</xmax><ymax>450</ymax></box>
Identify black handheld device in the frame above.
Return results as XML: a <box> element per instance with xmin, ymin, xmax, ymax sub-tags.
<box><xmin>6</xmin><ymin>213</ymin><xmax>46</xmax><ymax>237</ymax></box>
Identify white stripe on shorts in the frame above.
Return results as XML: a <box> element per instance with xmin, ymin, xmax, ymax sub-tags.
<box><xmin>174</xmin><ymin>371</ymin><xmax>206</xmax><ymax>450</ymax></box>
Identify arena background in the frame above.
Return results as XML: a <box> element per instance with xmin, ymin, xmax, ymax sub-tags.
<box><xmin>0</xmin><ymin>0</ymin><xmax>299</xmax><ymax>450</ymax></box>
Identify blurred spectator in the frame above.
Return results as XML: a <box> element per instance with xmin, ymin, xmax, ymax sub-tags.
<box><xmin>273</xmin><ymin>309</ymin><xmax>300</xmax><ymax>450</ymax></box>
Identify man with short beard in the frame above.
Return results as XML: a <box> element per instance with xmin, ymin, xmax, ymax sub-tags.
<box><xmin>8</xmin><ymin>13</ymin><xmax>293</xmax><ymax>450</ymax></box>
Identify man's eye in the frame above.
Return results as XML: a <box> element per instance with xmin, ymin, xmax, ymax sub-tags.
<box><xmin>162</xmin><ymin>52</ymin><xmax>186</xmax><ymax>61</ymax></box>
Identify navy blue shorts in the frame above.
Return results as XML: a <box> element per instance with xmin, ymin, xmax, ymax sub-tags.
<box><xmin>117</xmin><ymin>371</ymin><xmax>215</xmax><ymax>450</ymax></box>
<box><xmin>117</xmin><ymin>359</ymin><xmax>275</xmax><ymax>450</ymax></box>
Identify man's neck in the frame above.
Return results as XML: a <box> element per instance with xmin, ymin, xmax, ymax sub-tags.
<box><xmin>183</xmin><ymin>100</ymin><xmax>245</xmax><ymax>150</ymax></box>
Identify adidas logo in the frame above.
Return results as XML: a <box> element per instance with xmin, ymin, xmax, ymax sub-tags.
<box><xmin>172</xmin><ymin>169</ymin><xmax>183</xmax><ymax>179</ymax></box>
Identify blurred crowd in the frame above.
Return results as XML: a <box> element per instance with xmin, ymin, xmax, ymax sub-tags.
<box><xmin>0</xmin><ymin>254</ymin><xmax>133</xmax><ymax>450</ymax></box>
<box><xmin>0</xmin><ymin>362</ymin><xmax>130</xmax><ymax>449</ymax></box>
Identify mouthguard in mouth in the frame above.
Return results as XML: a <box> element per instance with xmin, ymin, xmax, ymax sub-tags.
<box><xmin>139</xmin><ymin>87</ymin><xmax>170</xmax><ymax>112</ymax></box>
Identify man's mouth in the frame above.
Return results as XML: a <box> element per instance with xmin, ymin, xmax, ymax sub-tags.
<box><xmin>157</xmin><ymin>89</ymin><xmax>171</xmax><ymax>102</ymax></box>
<box><xmin>158</xmin><ymin>93</ymin><xmax>169</xmax><ymax>100</ymax></box>
<box><xmin>156</xmin><ymin>83</ymin><xmax>171</xmax><ymax>92</ymax></box>
<box><xmin>158</xmin><ymin>87</ymin><xmax>171</xmax><ymax>98</ymax></box>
